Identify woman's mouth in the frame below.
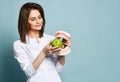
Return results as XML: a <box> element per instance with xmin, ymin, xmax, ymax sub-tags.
<box><xmin>35</xmin><ymin>24</ymin><xmax>42</xmax><ymax>27</ymax></box>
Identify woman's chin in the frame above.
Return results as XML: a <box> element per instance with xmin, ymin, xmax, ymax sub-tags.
<box><xmin>36</xmin><ymin>27</ymin><xmax>42</xmax><ymax>30</ymax></box>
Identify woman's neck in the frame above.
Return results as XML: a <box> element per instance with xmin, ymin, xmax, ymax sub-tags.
<box><xmin>28</xmin><ymin>30</ymin><xmax>40</xmax><ymax>39</ymax></box>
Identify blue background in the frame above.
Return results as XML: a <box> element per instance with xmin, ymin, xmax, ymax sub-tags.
<box><xmin>0</xmin><ymin>0</ymin><xmax>120</xmax><ymax>82</ymax></box>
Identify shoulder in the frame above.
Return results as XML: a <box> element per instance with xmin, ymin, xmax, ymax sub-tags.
<box><xmin>13</xmin><ymin>40</ymin><xmax>25</xmax><ymax>48</ymax></box>
<box><xmin>14</xmin><ymin>40</ymin><xmax>22</xmax><ymax>45</ymax></box>
<box><xmin>43</xmin><ymin>34</ymin><xmax>55</xmax><ymax>40</ymax></box>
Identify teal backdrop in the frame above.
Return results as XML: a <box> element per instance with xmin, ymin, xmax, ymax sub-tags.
<box><xmin>0</xmin><ymin>0</ymin><xmax>120</xmax><ymax>82</ymax></box>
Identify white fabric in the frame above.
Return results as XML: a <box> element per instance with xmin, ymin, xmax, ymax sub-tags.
<box><xmin>13</xmin><ymin>34</ymin><xmax>63</xmax><ymax>82</ymax></box>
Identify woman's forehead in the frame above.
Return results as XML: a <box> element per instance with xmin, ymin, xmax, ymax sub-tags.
<box><xmin>29</xmin><ymin>10</ymin><xmax>41</xmax><ymax>17</ymax></box>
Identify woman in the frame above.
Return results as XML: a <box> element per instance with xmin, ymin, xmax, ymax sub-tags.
<box><xmin>13</xmin><ymin>2</ymin><xmax>65</xmax><ymax>82</ymax></box>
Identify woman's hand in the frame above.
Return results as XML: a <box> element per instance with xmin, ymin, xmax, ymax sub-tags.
<box><xmin>43</xmin><ymin>41</ymin><xmax>61</xmax><ymax>55</ymax></box>
<box><xmin>43</xmin><ymin>41</ymin><xmax>65</xmax><ymax>65</ymax></box>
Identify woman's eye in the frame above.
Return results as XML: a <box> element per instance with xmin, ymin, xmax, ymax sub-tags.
<box><xmin>31</xmin><ymin>18</ymin><xmax>36</xmax><ymax>21</ymax></box>
<box><xmin>29</xmin><ymin>17</ymin><xmax>36</xmax><ymax>21</ymax></box>
<box><xmin>38</xmin><ymin>16</ymin><xmax>42</xmax><ymax>19</ymax></box>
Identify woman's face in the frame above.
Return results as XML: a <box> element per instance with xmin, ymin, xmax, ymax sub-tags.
<box><xmin>28</xmin><ymin>9</ymin><xmax>43</xmax><ymax>31</ymax></box>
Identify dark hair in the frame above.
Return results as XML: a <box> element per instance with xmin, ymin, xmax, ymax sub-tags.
<box><xmin>18</xmin><ymin>2</ymin><xmax>45</xmax><ymax>43</ymax></box>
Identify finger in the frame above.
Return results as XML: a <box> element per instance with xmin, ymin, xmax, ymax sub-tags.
<box><xmin>51</xmin><ymin>46</ymin><xmax>59</xmax><ymax>50</ymax></box>
<box><xmin>53</xmin><ymin>50</ymin><xmax>61</xmax><ymax>54</ymax></box>
<box><xmin>43</xmin><ymin>41</ymin><xmax>53</xmax><ymax>52</ymax></box>
<box><xmin>46</xmin><ymin>41</ymin><xmax>53</xmax><ymax>49</ymax></box>
<box><xmin>48</xmin><ymin>41</ymin><xmax>52</xmax><ymax>46</ymax></box>
<box><xmin>52</xmin><ymin>48</ymin><xmax>61</xmax><ymax>53</ymax></box>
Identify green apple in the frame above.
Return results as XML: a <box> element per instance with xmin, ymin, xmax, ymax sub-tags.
<box><xmin>52</xmin><ymin>38</ymin><xmax>63</xmax><ymax>48</ymax></box>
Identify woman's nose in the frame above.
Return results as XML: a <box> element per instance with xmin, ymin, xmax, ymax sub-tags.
<box><xmin>36</xmin><ymin>19</ymin><xmax>40</xmax><ymax>24</ymax></box>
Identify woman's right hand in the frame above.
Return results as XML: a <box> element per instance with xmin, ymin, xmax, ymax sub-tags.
<box><xmin>43</xmin><ymin>41</ymin><xmax>61</xmax><ymax>55</ymax></box>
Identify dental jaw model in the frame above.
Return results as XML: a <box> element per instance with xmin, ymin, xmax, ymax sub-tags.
<box><xmin>53</xmin><ymin>31</ymin><xmax>71</xmax><ymax>56</ymax></box>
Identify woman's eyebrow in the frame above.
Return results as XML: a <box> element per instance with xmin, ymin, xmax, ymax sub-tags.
<box><xmin>29</xmin><ymin>17</ymin><xmax>36</xmax><ymax>19</ymax></box>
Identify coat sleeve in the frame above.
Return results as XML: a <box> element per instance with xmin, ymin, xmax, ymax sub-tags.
<box><xmin>13</xmin><ymin>41</ymin><xmax>36</xmax><ymax>78</ymax></box>
<box><xmin>49</xmin><ymin>35</ymin><xmax>64</xmax><ymax>72</ymax></box>
<box><xmin>55</xmin><ymin>60</ymin><xmax>64</xmax><ymax>72</ymax></box>
<box><xmin>51</xmin><ymin>54</ymin><xmax>64</xmax><ymax>72</ymax></box>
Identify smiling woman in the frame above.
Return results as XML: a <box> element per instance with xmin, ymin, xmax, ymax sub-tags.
<box><xmin>27</xmin><ymin>9</ymin><xmax>43</xmax><ymax>42</ymax></box>
<box><xmin>13</xmin><ymin>2</ymin><xmax>67</xmax><ymax>82</ymax></box>
<box><xmin>18</xmin><ymin>2</ymin><xmax>45</xmax><ymax>43</ymax></box>
<box><xmin>28</xmin><ymin>10</ymin><xmax>43</xmax><ymax>31</ymax></box>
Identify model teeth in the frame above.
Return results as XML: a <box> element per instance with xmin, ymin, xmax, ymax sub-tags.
<box><xmin>56</xmin><ymin>31</ymin><xmax>70</xmax><ymax>37</ymax></box>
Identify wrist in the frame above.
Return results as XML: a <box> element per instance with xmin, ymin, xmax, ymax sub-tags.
<box><xmin>42</xmin><ymin>49</ymin><xmax>47</xmax><ymax>56</ymax></box>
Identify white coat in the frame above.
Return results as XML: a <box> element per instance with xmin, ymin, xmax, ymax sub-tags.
<box><xmin>13</xmin><ymin>34</ymin><xmax>63</xmax><ymax>82</ymax></box>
